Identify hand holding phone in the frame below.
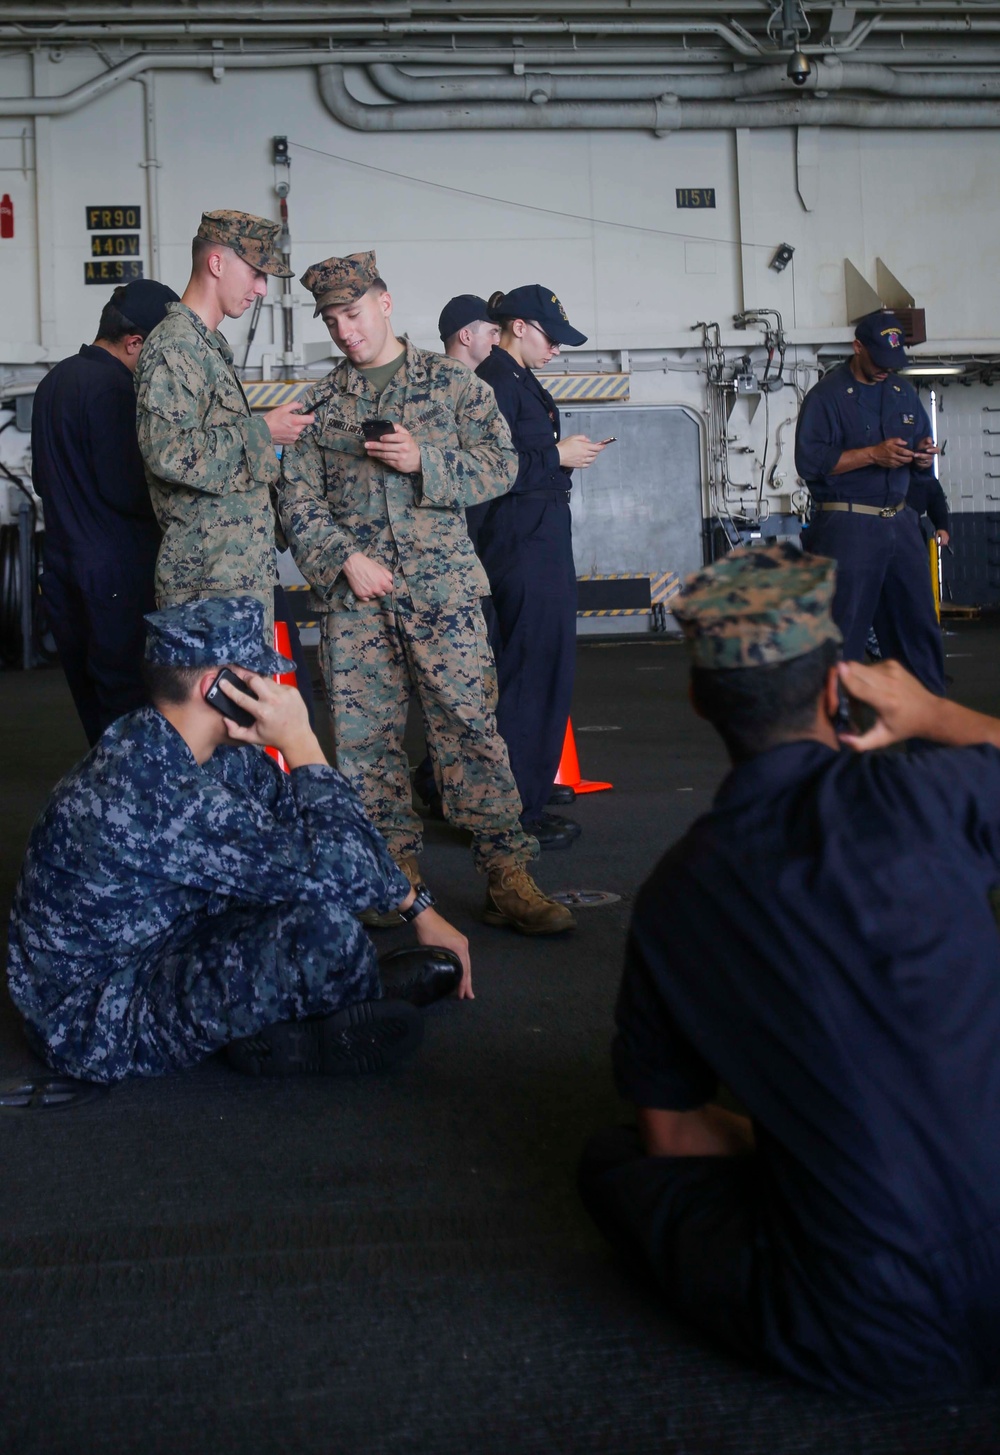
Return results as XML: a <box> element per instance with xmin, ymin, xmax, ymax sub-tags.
<box><xmin>205</xmin><ymin>668</ymin><xmax>259</xmax><ymax>729</ymax></box>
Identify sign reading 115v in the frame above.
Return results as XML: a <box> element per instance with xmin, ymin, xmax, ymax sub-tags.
<box><xmin>675</xmin><ymin>189</ymin><xmax>716</xmax><ymax>208</ymax></box>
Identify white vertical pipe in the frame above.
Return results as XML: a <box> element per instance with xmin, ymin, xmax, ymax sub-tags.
<box><xmin>30</xmin><ymin>52</ymin><xmax>56</xmax><ymax>353</ymax></box>
<box><xmin>136</xmin><ymin>72</ymin><xmax>161</xmax><ymax>281</ymax></box>
<box><xmin>734</xmin><ymin>129</ymin><xmax>757</xmax><ymax>317</ymax></box>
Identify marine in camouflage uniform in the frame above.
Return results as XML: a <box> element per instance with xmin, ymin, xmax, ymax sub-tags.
<box><xmin>6</xmin><ymin>598</ymin><xmax>409</xmax><ymax>1084</ymax></box>
<box><xmin>279</xmin><ymin>252</ymin><xmax>573</xmax><ymax>934</ymax></box>
<box><xmin>134</xmin><ymin>211</ymin><xmax>297</xmax><ymax>638</ymax></box>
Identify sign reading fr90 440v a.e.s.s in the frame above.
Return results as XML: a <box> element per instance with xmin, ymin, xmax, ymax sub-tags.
<box><xmin>84</xmin><ymin>205</ymin><xmax>143</xmax><ymax>286</ymax></box>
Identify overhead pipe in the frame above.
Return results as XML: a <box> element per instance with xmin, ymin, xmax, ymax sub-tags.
<box><xmin>8</xmin><ymin>44</ymin><xmax>1000</xmax><ymax>123</ymax></box>
<box><xmin>0</xmin><ymin>46</ymin><xmax>771</xmax><ymax>118</ymax></box>
<box><xmin>0</xmin><ymin>51</ymin><xmax>303</xmax><ymax>116</ymax></box>
<box><xmin>369</xmin><ymin>56</ymin><xmax>1000</xmax><ymax>102</ymax></box>
<box><xmin>0</xmin><ymin>21</ymin><xmax>766</xmax><ymax>54</ymax></box>
<box><xmin>7</xmin><ymin>1</ymin><xmax>1000</xmax><ymax>26</ymax></box>
<box><xmin>321</xmin><ymin>67</ymin><xmax>679</xmax><ymax>133</ymax></box>
<box><xmin>320</xmin><ymin>64</ymin><xmax>1000</xmax><ymax>130</ymax></box>
<box><xmin>7</xmin><ymin>0</ymin><xmax>1000</xmax><ymax>13</ymax></box>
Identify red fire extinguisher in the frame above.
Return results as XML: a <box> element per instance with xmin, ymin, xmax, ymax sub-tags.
<box><xmin>0</xmin><ymin>194</ymin><xmax>12</xmax><ymax>239</ymax></box>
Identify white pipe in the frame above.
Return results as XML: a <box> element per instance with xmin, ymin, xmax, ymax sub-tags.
<box><xmin>320</xmin><ymin>63</ymin><xmax>1000</xmax><ymax>131</ymax></box>
<box><xmin>8</xmin><ymin>45</ymin><xmax>1000</xmax><ymax>127</ymax></box>
<box><xmin>369</xmin><ymin>57</ymin><xmax>1000</xmax><ymax>102</ymax></box>
<box><xmin>0</xmin><ymin>45</ymin><xmax>765</xmax><ymax>119</ymax></box>
<box><xmin>0</xmin><ymin>50</ymin><xmax>342</xmax><ymax>116</ymax></box>
<box><xmin>0</xmin><ymin>20</ymin><xmax>766</xmax><ymax>54</ymax></box>
<box><xmin>321</xmin><ymin>68</ymin><xmax>681</xmax><ymax>132</ymax></box>
<box><xmin>135</xmin><ymin>72</ymin><xmax>161</xmax><ymax>281</ymax></box>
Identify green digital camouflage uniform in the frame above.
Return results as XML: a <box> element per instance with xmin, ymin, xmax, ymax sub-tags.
<box><xmin>134</xmin><ymin>211</ymin><xmax>294</xmax><ymax>640</ymax></box>
<box><xmin>135</xmin><ymin>302</ymin><xmax>279</xmax><ymax>633</ymax></box>
<box><xmin>279</xmin><ymin>323</ymin><xmax>536</xmax><ymax>874</ymax></box>
<box><xmin>672</xmin><ymin>541</ymin><xmax>842</xmax><ymax>669</ymax></box>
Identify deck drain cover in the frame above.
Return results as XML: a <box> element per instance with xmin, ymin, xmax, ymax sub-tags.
<box><xmin>0</xmin><ymin>1076</ymin><xmax>107</xmax><ymax>1112</ymax></box>
<box><xmin>550</xmin><ymin>890</ymin><xmax>621</xmax><ymax>909</ymax></box>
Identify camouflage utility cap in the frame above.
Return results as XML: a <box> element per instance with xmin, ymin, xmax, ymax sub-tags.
<box><xmin>144</xmin><ymin>597</ymin><xmax>295</xmax><ymax>675</ymax></box>
<box><xmin>673</xmin><ymin>541</ymin><xmax>841</xmax><ymax>670</ymax></box>
<box><xmin>301</xmin><ymin>251</ymin><xmax>379</xmax><ymax>316</ymax></box>
<box><xmin>196</xmin><ymin>210</ymin><xmax>293</xmax><ymax>279</ymax></box>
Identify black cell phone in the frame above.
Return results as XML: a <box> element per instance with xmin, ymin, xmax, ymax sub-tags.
<box><xmin>833</xmin><ymin>684</ymin><xmax>852</xmax><ymax>736</ymax></box>
<box><xmin>362</xmin><ymin>419</ymin><xmax>395</xmax><ymax>441</ymax></box>
<box><xmin>205</xmin><ymin>668</ymin><xmax>258</xmax><ymax>729</ymax></box>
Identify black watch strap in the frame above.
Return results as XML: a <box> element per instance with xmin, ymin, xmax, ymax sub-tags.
<box><xmin>398</xmin><ymin>884</ymin><xmax>435</xmax><ymax>923</ymax></box>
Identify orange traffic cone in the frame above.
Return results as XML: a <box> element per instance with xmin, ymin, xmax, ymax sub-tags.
<box><xmin>266</xmin><ymin>619</ymin><xmax>298</xmax><ymax>774</ymax></box>
<box><xmin>554</xmin><ymin>717</ymin><xmax>612</xmax><ymax>795</ymax></box>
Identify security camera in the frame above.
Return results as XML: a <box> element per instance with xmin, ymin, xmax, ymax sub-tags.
<box><xmin>787</xmin><ymin>51</ymin><xmax>811</xmax><ymax>86</ymax></box>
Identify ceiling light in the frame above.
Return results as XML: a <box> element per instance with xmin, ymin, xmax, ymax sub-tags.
<box><xmin>898</xmin><ymin>363</ymin><xmax>966</xmax><ymax>377</ymax></box>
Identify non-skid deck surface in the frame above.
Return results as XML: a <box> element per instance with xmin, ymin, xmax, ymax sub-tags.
<box><xmin>1</xmin><ymin>625</ymin><xmax>998</xmax><ymax>1454</ymax></box>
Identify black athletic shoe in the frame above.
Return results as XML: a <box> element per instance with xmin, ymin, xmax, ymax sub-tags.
<box><xmin>523</xmin><ymin>814</ymin><xmax>582</xmax><ymax>850</ymax></box>
<box><xmin>379</xmin><ymin>947</ymin><xmax>463</xmax><ymax>1008</ymax></box>
<box><xmin>547</xmin><ymin>784</ymin><xmax>576</xmax><ymax>805</ymax></box>
<box><xmin>225</xmin><ymin>999</ymin><xmax>424</xmax><ymax>1078</ymax></box>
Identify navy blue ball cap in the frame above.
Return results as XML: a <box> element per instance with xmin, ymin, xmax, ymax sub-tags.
<box><xmin>854</xmin><ymin>310</ymin><xmax>909</xmax><ymax>370</ymax></box>
<box><xmin>488</xmin><ymin>284</ymin><xmax>587</xmax><ymax>347</ymax></box>
<box><xmin>112</xmin><ymin>278</ymin><xmax>180</xmax><ymax>335</ymax></box>
<box><xmin>144</xmin><ymin>596</ymin><xmax>295</xmax><ymax>676</ymax></box>
<box><xmin>438</xmin><ymin>294</ymin><xmax>491</xmax><ymax>342</ymax></box>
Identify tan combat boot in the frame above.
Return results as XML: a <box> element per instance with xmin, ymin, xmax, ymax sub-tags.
<box><xmin>359</xmin><ymin>855</ymin><xmax>422</xmax><ymax>929</ymax></box>
<box><xmin>483</xmin><ymin>865</ymin><xmax>576</xmax><ymax>935</ymax></box>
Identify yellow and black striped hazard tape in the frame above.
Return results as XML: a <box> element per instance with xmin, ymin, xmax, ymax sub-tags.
<box><xmin>577</xmin><ymin>571</ymin><xmax>680</xmax><ymax>617</ymax></box>
<box><xmin>242</xmin><ymin>374</ymin><xmax>629</xmax><ymax>410</ymax></box>
<box><xmin>544</xmin><ymin>374</ymin><xmax>630</xmax><ymax>403</ymax></box>
<box><xmin>243</xmin><ymin>381</ymin><xmax>310</xmax><ymax>409</ymax></box>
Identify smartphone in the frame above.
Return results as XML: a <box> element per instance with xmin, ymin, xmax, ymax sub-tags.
<box><xmin>205</xmin><ymin>668</ymin><xmax>258</xmax><ymax>729</ymax></box>
<box><xmin>834</xmin><ymin>681</ymin><xmax>855</xmax><ymax>737</ymax></box>
<box><xmin>362</xmin><ymin>419</ymin><xmax>395</xmax><ymax>441</ymax></box>
<box><xmin>599</xmin><ymin>436</ymin><xmax>617</xmax><ymax>445</ymax></box>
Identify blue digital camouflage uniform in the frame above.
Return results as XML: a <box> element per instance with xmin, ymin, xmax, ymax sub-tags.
<box><xmin>135</xmin><ymin>301</ymin><xmax>281</xmax><ymax>636</ymax></box>
<box><xmin>6</xmin><ymin>709</ymin><xmax>408</xmax><ymax>1085</ymax></box>
<box><xmin>278</xmin><ymin>332</ymin><xmax>537</xmax><ymax>874</ymax></box>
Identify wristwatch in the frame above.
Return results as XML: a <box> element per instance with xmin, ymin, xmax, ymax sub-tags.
<box><xmin>398</xmin><ymin>884</ymin><xmax>435</xmax><ymax>923</ymax></box>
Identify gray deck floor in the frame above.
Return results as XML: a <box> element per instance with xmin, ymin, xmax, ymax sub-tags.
<box><xmin>1</xmin><ymin>624</ymin><xmax>998</xmax><ymax>1454</ymax></box>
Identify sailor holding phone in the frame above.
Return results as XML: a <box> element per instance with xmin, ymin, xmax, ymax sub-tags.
<box><xmin>475</xmin><ymin>286</ymin><xmax>607</xmax><ymax>849</ymax></box>
<box><xmin>7</xmin><ymin>597</ymin><xmax>472</xmax><ymax>1085</ymax></box>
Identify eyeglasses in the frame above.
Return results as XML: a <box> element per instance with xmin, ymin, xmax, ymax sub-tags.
<box><xmin>526</xmin><ymin>320</ymin><xmax>559</xmax><ymax>350</ymax></box>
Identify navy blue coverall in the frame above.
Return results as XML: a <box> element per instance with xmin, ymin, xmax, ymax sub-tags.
<box><xmin>475</xmin><ymin>345</ymin><xmax>576</xmax><ymax>825</ymax></box>
<box><xmin>795</xmin><ymin>364</ymin><xmax>945</xmax><ymax>693</ymax></box>
<box><xmin>908</xmin><ymin>470</ymin><xmax>952</xmax><ymax>539</ymax></box>
<box><xmin>31</xmin><ymin>344</ymin><xmax>160</xmax><ymax>745</ymax></box>
<box><xmin>581</xmin><ymin>739</ymin><xmax>1000</xmax><ymax>1399</ymax></box>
